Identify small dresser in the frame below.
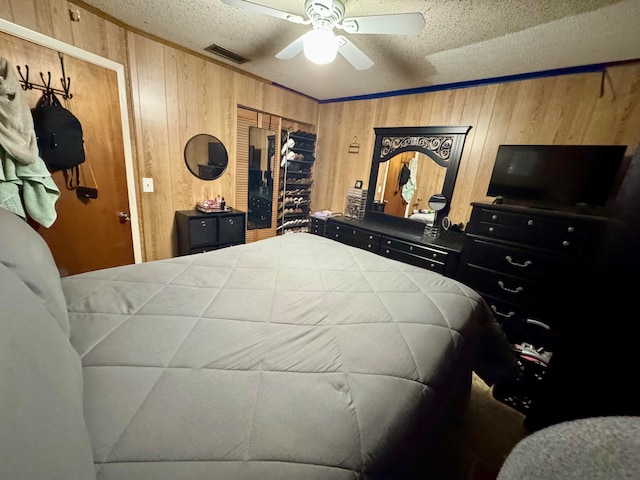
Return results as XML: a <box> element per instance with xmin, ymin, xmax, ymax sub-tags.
<box><xmin>175</xmin><ymin>208</ymin><xmax>246</xmax><ymax>256</ymax></box>
<box><xmin>457</xmin><ymin>202</ymin><xmax>607</xmax><ymax>416</ymax></box>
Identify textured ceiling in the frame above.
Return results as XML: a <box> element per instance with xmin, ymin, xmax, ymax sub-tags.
<box><xmin>81</xmin><ymin>0</ymin><xmax>640</xmax><ymax>101</ymax></box>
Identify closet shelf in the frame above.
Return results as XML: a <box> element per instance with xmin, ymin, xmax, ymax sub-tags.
<box><xmin>278</xmin><ymin>127</ymin><xmax>316</xmax><ymax>236</ymax></box>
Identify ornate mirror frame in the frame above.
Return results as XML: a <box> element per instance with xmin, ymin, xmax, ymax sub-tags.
<box><xmin>365</xmin><ymin>125</ymin><xmax>472</xmax><ymax>232</ymax></box>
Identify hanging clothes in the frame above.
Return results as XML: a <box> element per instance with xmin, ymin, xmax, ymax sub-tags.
<box><xmin>397</xmin><ymin>162</ymin><xmax>410</xmax><ymax>188</ymax></box>
<box><xmin>402</xmin><ymin>156</ymin><xmax>418</xmax><ymax>204</ymax></box>
<box><xmin>0</xmin><ymin>57</ymin><xmax>59</xmax><ymax>227</ymax></box>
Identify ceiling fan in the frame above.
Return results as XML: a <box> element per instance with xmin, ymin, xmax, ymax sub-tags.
<box><xmin>220</xmin><ymin>0</ymin><xmax>425</xmax><ymax>70</ymax></box>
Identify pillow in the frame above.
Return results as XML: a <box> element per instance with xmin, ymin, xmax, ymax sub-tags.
<box><xmin>0</xmin><ymin>206</ymin><xmax>70</xmax><ymax>336</ymax></box>
<box><xmin>0</xmin><ymin>262</ymin><xmax>96</xmax><ymax>480</ymax></box>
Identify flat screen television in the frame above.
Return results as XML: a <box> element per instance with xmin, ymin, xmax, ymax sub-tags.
<box><xmin>487</xmin><ymin>144</ymin><xmax>627</xmax><ymax>210</ymax></box>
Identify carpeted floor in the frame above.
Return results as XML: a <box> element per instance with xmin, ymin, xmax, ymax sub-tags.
<box><xmin>419</xmin><ymin>373</ymin><xmax>530</xmax><ymax>480</ymax></box>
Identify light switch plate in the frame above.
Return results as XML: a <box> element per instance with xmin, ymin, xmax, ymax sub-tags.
<box><xmin>142</xmin><ymin>177</ymin><xmax>154</xmax><ymax>192</ymax></box>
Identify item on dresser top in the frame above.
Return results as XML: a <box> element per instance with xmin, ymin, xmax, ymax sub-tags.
<box><xmin>196</xmin><ymin>197</ymin><xmax>229</xmax><ymax>213</ymax></box>
<box><xmin>344</xmin><ymin>187</ymin><xmax>367</xmax><ymax>219</ymax></box>
<box><xmin>311</xmin><ymin>209</ymin><xmax>333</xmax><ymax>219</ymax></box>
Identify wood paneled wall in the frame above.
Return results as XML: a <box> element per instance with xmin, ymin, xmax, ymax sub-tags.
<box><xmin>2</xmin><ymin>0</ymin><xmax>318</xmax><ymax>261</ymax></box>
<box><xmin>127</xmin><ymin>33</ymin><xmax>318</xmax><ymax>259</ymax></box>
<box><xmin>314</xmin><ymin>65</ymin><xmax>640</xmax><ymax>225</ymax></box>
<box><xmin>4</xmin><ymin>1</ymin><xmax>640</xmax><ymax>260</ymax></box>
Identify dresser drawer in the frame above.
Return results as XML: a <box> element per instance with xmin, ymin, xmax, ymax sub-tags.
<box><xmin>482</xmin><ymin>293</ymin><xmax>555</xmax><ymax>330</ymax></box>
<box><xmin>380</xmin><ymin>246</ymin><xmax>445</xmax><ymax>274</ymax></box>
<box><xmin>309</xmin><ymin>217</ymin><xmax>326</xmax><ymax>236</ymax></box>
<box><xmin>469</xmin><ymin>207</ymin><xmax>595</xmax><ymax>254</ymax></box>
<box><xmin>476</xmin><ymin>208</ymin><xmax>588</xmax><ymax>236</ymax></box>
<box><xmin>176</xmin><ymin>209</ymin><xmax>246</xmax><ymax>256</ymax></box>
<box><xmin>474</xmin><ymin>222</ymin><xmax>589</xmax><ymax>253</ymax></box>
<box><xmin>250</xmin><ymin>195</ymin><xmax>272</xmax><ymax>214</ymax></box>
<box><xmin>218</xmin><ymin>215</ymin><xmax>245</xmax><ymax>244</ymax></box>
<box><xmin>483</xmin><ymin>294</ymin><xmax>558</xmax><ymax>349</ymax></box>
<box><xmin>326</xmin><ymin>223</ymin><xmax>380</xmax><ymax>250</ymax></box>
<box><xmin>380</xmin><ymin>236</ymin><xmax>448</xmax><ymax>264</ymax></box>
<box><xmin>459</xmin><ymin>264</ymin><xmax>549</xmax><ymax>308</ymax></box>
<box><xmin>462</xmin><ymin>237</ymin><xmax>574</xmax><ymax>282</ymax></box>
<box><xmin>189</xmin><ymin>217</ymin><xmax>218</xmax><ymax>247</ymax></box>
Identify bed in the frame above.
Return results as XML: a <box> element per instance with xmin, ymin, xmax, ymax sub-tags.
<box><xmin>1</xmin><ymin>205</ymin><xmax>504</xmax><ymax>480</ymax></box>
<box><xmin>408</xmin><ymin>211</ymin><xmax>436</xmax><ymax>224</ymax></box>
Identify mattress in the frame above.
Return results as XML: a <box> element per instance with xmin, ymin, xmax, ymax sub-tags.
<box><xmin>62</xmin><ymin>233</ymin><xmax>493</xmax><ymax>479</ymax></box>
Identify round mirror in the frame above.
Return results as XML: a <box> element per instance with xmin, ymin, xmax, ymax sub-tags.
<box><xmin>428</xmin><ymin>194</ymin><xmax>447</xmax><ymax>211</ymax></box>
<box><xmin>184</xmin><ymin>134</ymin><xmax>228</xmax><ymax>180</ymax></box>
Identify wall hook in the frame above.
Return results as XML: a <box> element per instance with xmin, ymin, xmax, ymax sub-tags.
<box><xmin>348</xmin><ymin>136</ymin><xmax>360</xmax><ymax>154</ymax></box>
<box><xmin>58</xmin><ymin>52</ymin><xmax>73</xmax><ymax>99</ymax></box>
<box><xmin>15</xmin><ymin>53</ymin><xmax>73</xmax><ymax>100</ymax></box>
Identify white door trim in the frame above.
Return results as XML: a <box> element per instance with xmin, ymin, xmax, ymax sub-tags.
<box><xmin>0</xmin><ymin>18</ymin><xmax>142</xmax><ymax>264</ymax></box>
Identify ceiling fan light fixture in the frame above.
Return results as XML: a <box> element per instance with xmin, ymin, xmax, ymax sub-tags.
<box><xmin>302</xmin><ymin>28</ymin><xmax>339</xmax><ymax>65</ymax></box>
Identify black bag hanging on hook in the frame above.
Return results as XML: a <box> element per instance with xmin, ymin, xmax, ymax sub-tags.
<box><xmin>32</xmin><ymin>91</ymin><xmax>85</xmax><ymax>188</ymax></box>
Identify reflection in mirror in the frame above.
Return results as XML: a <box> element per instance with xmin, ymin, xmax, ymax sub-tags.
<box><xmin>184</xmin><ymin>134</ymin><xmax>228</xmax><ymax>180</ymax></box>
<box><xmin>373</xmin><ymin>151</ymin><xmax>447</xmax><ymax>225</ymax></box>
<box><xmin>247</xmin><ymin>126</ymin><xmax>275</xmax><ymax>229</ymax></box>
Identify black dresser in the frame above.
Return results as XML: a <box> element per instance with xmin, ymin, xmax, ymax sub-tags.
<box><xmin>457</xmin><ymin>202</ymin><xmax>608</xmax><ymax>419</ymax></box>
<box><xmin>248</xmin><ymin>190</ymin><xmax>272</xmax><ymax>229</ymax></box>
<box><xmin>317</xmin><ymin>215</ymin><xmax>464</xmax><ymax>277</ymax></box>
<box><xmin>175</xmin><ymin>208</ymin><xmax>246</xmax><ymax>256</ymax></box>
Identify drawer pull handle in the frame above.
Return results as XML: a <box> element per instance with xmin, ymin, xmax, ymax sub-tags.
<box><xmin>201</xmin><ymin>220</ymin><xmax>207</xmax><ymax>227</ymax></box>
<box><xmin>229</xmin><ymin>219</ymin><xmax>234</xmax><ymax>225</ymax></box>
<box><xmin>527</xmin><ymin>219</ymin><xmax>534</xmax><ymax>226</ymax></box>
<box><xmin>488</xmin><ymin>227</ymin><xmax>495</xmax><ymax>232</ymax></box>
<box><xmin>526</xmin><ymin>319</ymin><xmax>551</xmax><ymax>330</ymax></box>
<box><xmin>505</xmin><ymin>256</ymin><xmax>532</xmax><ymax>268</ymax></box>
<box><xmin>490</xmin><ymin>305</ymin><xmax>515</xmax><ymax>318</ymax></box>
<box><xmin>352</xmin><ymin>230</ymin><xmax>357</xmax><ymax>235</ymax></box>
<box><xmin>562</xmin><ymin>240</ymin><xmax>570</xmax><ymax>247</ymax></box>
<box><xmin>367</xmin><ymin>244</ymin><xmax>372</xmax><ymax>248</ymax></box>
<box><xmin>409</xmin><ymin>246</ymin><xmax>413</xmax><ymax>251</ymax></box>
<box><xmin>369</xmin><ymin>235</ymin><xmax>373</xmax><ymax>240</ymax></box>
<box><xmin>498</xmin><ymin>280</ymin><xmax>523</xmax><ymax>294</ymax></box>
<box><xmin>336</xmin><ymin>226</ymin><xmax>340</xmax><ymax>230</ymax></box>
<box><xmin>385</xmin><ymin>249</ymin><xmax>390</xmax><ymax>254</ymax></box>
<box><xmin>567</xmin><ymin>226</ymin><xmax>575</xmax><ymax>233</ymax></box>
<box><xmin>491</xmin><ymin>214</ymin><xmax>498</xmax><ymax>220</ymax></box>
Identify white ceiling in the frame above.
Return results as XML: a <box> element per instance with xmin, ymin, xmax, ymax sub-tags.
<box><xmin>81</xmin><ymin>0</ymin><xmax>640</xmax><ymax>101</ymax></box>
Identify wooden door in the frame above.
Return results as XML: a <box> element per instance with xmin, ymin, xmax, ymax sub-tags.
<box><xmin>383</xmin><ymin>152</ymin><xmax>413</xmax><ymax>217</ymax></box>
<box><xmin>0</xmin><ymin>31</ymin><xmax>134</xmax><ymax>275</ymax></box>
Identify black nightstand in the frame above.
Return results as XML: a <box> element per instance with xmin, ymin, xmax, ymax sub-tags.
<box><xmin>175</xmin><ymin>208</ymin><xmax>246</xmax><ymax>256</ymax></box>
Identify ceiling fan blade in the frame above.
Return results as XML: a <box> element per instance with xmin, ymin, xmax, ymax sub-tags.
<box><xmin>337</xmin><ymin>36</ymin><xmax>373</xmax><ymax>71</ymax></box>
<box><xmin>340</xmin><ymin>12</ymin><xmax>425</xmax><ymax>35</ymax></box>
<box><xmin>221</xmin><ymin>0</ymin><xmax>307</xmax><ymax>24</ymax></box>
<box><xmin>275</xmin><ymin>34</ymin><xmax>305</xmax><ymax>60</ymax></box>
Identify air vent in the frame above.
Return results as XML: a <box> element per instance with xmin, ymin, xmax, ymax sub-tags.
<box><xmin>204</xmin><ymin>44</ymin><xmax>249</xmax><ymax>64</ymax></box>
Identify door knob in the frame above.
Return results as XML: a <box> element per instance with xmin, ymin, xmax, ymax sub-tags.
<box><xmin>118</xmin><ymin>211</ymin><xmax>131</xmax><ymax>223</ymax></box>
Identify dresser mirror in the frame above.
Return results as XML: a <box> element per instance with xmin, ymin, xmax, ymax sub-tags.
<box><xmin>184</xmin><ymin>134</ymin><xmax>228</xmax><ymax>180</ymax></box>
<box><xmin>247</xmin><ymin>126</ymin><xmax>275</xmax><ymax>230</ymax></box>
<box><xmin>365</xmin><ymin>125</ymin><xmax>472</xmax><ymax>231</ymax></box>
